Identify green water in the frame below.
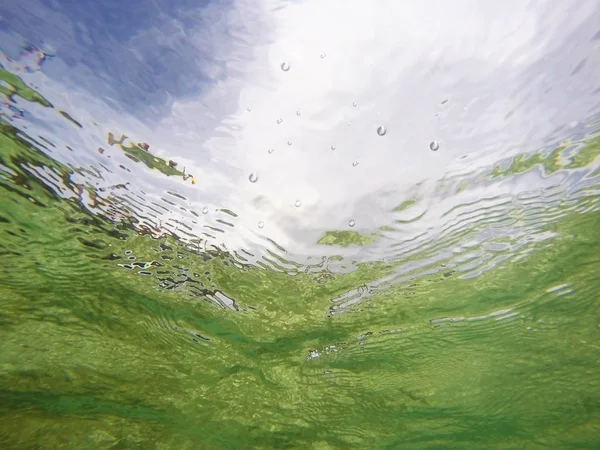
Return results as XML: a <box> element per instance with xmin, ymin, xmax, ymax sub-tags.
<box><xmin>1</xmin><ymin>78</ymin><xmax>600</xmax><ymax>448</ymax></box>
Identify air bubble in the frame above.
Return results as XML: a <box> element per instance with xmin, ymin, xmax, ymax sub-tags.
<box><xmin>296</xmin><ymin>110</ymin><xmax>301</xmax><ymax>116</ymax></box>
<box><xmin>295</xmin><ymin>200</ymin><xmax>302</xmax><ymax>208</ymax></box>
<box><xmin>349</xmin><ymin>220</ymin><xmax>355</xmax><ymax>227</ymax></box>
<box><xmin>353</xmin><ymin>102</ymin><xmax>357</xmax><ymax>107</ymax></box>
<box><xmin>202</xmin><ymin>207</ymin><xmax>209</xmax><ymax>214</ymax></box>
<box><xmin>287</xmin><ymin>141</ymin><xmax>292</xmax><ymax>146</ymax></box>
<box><xmin>352</xmin><ymin>161</ymin><xmax>359</xmax><ymax>167</ymax></box>
<box><xmin>308</xmin><ymin>349</ymin><xmax>320</xmax><ymax>360</ymax></box>
<box><xmin>268</xmin><ymin>148</ymin><xmax>274</xmax><ymax>154</ymax></box>
<box><xmin>281</xmin><ymin>62</ymin><xmax>290</xmax><ymax>72</ymax></box>
<box><xmin>330</xmin><ymin>145</ymin><xmax>336</xmax><ymax>150</ymax></box>
<box><xmin>377</xmin><ymin>126</ymin><xmax>387</xmax><ymax>136</ymax></box>
<box><xmin>320</xmin><ymin>53</ymin><xmax>327</xmax><ymax>59</ymax></box>
<box><xmin>258</xmin><ymin>221</ymin><xmax>264</xmax><ymax>229</ymax></box>
<box><xmin>249</xmin><ymin>173</ymin><xmax>258</xmax><ymax>183</ymax></box>
<box><xmin>277</xmin><ymin>118</ymin><xmax>283</xmax><ymax>124</ymax></box>
<box><xmin>247</xmin><ymin>106</ymin><xmax>252</xmax><ymax>112</ymax></box>
<box><xmin>429</xmin><ymin>141</ymin><xmax>440</xmax><ymax>151</ymax></box>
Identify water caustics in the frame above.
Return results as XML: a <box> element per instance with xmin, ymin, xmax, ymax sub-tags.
<box><xmin>1</xmin><ymin>0</ymin><xmax>600</xmax><ymax>448</ymax></box>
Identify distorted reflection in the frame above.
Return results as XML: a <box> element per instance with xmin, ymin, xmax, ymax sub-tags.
<box><xmin>1</xmin><ymin>0</ymin><xmax>599</xmax><ymax>447</ymax></box>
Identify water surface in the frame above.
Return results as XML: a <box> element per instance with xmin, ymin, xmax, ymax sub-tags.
<box><xmin>1</xmin><ymin>0</ymin><xmax>600</xmax><ymax>448</ymax></box>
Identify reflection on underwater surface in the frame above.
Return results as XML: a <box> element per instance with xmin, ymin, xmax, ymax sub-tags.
<box><xmin>1</xmin><ymin>0</ymin><xmax>600</xmax><ymax>448</ymax></box>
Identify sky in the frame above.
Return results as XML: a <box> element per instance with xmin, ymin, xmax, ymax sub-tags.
<box><xmin>0</xmin><ymin>0</ymin><xmax>599</xmax><ymax>261</ymax></box>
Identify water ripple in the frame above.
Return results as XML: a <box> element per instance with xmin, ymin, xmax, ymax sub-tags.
<box><xmin>1</xmin><ymin>3</ymin><xmax>600</xmax><ymax>446</ymax></box>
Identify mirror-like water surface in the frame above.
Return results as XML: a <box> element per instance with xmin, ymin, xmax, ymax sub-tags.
<box><xmin>1</xmin><ymin>1</ymin><xmax>600</xmax><ymax>448</ymax></box>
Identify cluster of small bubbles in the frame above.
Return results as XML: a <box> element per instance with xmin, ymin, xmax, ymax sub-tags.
<box><xmin>429</xmin><ymin>141</ymin><xmax>440</xmax><ymax>151</ymax></box>
<box><xmin>320</xmin><ymin>53</ymin><xmax>327</xmax><ymax>59</ymax></box>
<box><xmin>352</xmin><ymin>161</ymin><xmax>359</xmax><ymax>167</ymax></box>
<box><xmin>287</xmin><ymin>140</ymin><xmax>292</xmax><ymax>146</ymax></box>
<box><xmin>377</xmin><ymin>125</ymin><xmax>387</xmax><ymax>136</ymax></box>
<box><xmin>307</xmin><ymin>349</ymin><xmax>320</xmax><ymax>360</ymax></box>
<box><xmin>249</xmin><ymin>173</ymin><xmax>258</xmax><ymax>183</ymax></box>
<box><xmin>281</xmin><ymin>62</ymin><xmax>290</xmax><ymax>72</ymax></box>
<box><xmin>277</xmin><ymin>118</ymin><xmax>283</xmax><ymax>124</ymax></box>
<box><xmin>268</xmin><ymin>148</ymin><xmax>274</xmax><ymax>154</ymax></box>
<box><xmin>295</xmin><ymin>200</ymin><xmax>302</xmax><ymax>208</ymax></box>
<box><xmin>202</xmin><ymin>207</ymin><xmax>209</xmax><ymax>214</ymax></box>
<box><xmin>349</xmin><ymin>220</ymin><xmax>355</xmax><ymax>227</ymax></box>
<box><xmin>258</xmin><ymin>221</ymin><xmax>264</xmax><ymax>229</ymax></box>
<box><xmin>330</xmin><ymin>144</ymin><xmax>336</xmax><ymax>150</ymax></box>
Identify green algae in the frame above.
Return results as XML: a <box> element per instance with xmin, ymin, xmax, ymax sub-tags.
<box><xmin>317</xmin><ymin>230</ymin><xmax>376</xmax><ymax>247</ymax></box>
<box><xmin>0</xmin><ymin>68</ymin><xmax>53</xmax><ymax>107</ymax></box>
<box><xmin>393</xmin><ymin>199</ymin><xmax>417</xmax><ymax>212</ymax></box>
<box><xmin>1</xmin><ymin>126</ymin><xmax>600</xmax><ymax>449</ymax></box>
<box><xmin>484</xmin><ymin>134</ymin><xmax>600</xmax><ymax>181</ymax></box>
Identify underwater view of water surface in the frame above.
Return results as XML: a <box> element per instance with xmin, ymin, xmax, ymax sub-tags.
<box><xmin>1</xmin><ymin>0</ymin><xmax>600</xmax><ymax>448</ymax></box>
